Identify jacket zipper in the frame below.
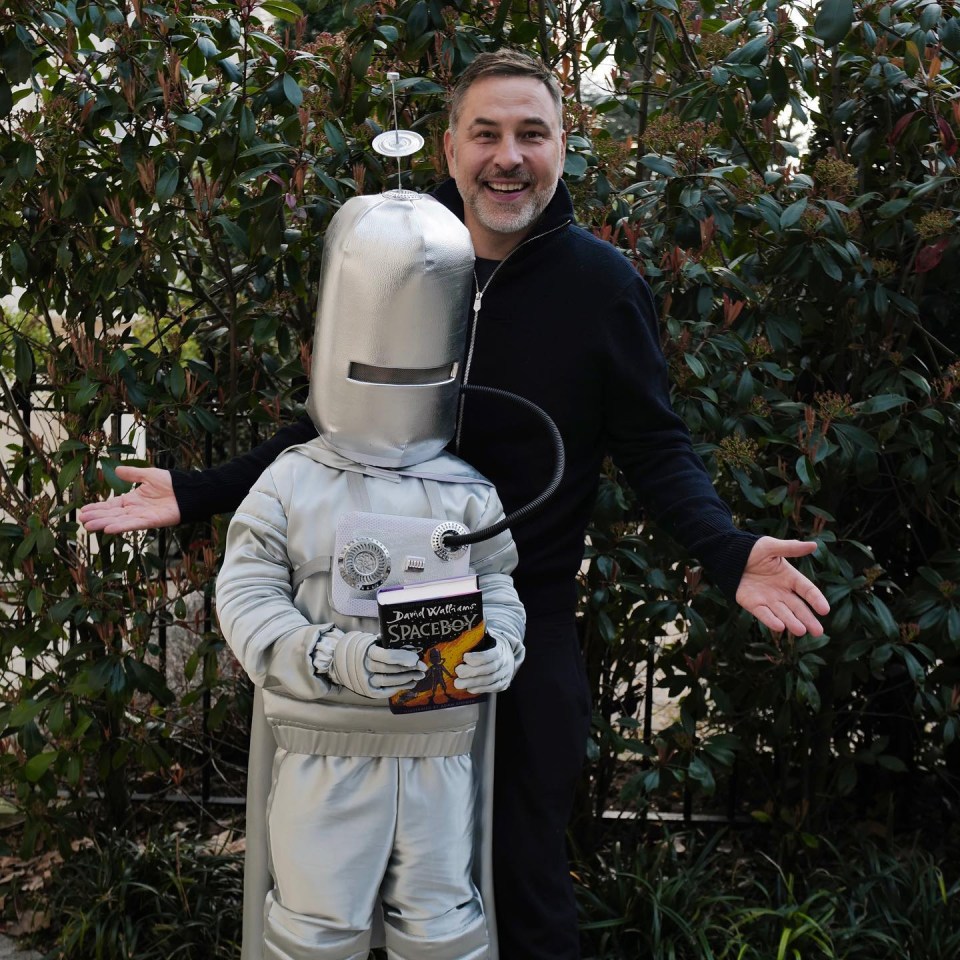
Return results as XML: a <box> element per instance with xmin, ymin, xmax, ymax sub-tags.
<box><xmin>454</xmin><ymin>218</ymin><xmax>571</xmax><ymax>452</ymax></box>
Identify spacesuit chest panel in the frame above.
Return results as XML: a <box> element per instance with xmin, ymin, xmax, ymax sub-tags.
<box><xmin>331</xmin><ymin>511</ymin><xmax>472</xmax><ymax>618</ymax></box>
<box><xmin>281</xmin><ymin>461</ymin><xmax>474</xmax><ymax>622</ymax></box>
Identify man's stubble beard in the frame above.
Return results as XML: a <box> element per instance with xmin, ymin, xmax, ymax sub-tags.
<box><xmin>461</xmin><ymin>171</ymin><xmax>556</xmax><ymax>239</ymax></box>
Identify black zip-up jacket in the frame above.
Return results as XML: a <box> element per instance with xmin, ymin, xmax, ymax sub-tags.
<box><xmin>173</xmin><ymin>180</ymin><xmax>758</xmax><ymax>618</ymax></box>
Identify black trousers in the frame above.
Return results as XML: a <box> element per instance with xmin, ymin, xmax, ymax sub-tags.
<box><xmin>492</xmin><ymin>612</ymin><xmax>592</xmax><ymax>959</ymax></box>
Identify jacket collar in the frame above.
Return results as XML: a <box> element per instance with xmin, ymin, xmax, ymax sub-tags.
<box><xmin>432</xmin><ymin>177</ymin><xmax>575</xmax><ymax>246</ymax></box>
<box><xmin>283</xmin><ymin>436</ymin><xmax>491</xmax><ymax>485</ymax></box>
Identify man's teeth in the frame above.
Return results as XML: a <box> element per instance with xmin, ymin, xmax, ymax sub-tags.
<box><xmin>487</xmin><ymin>182</ymin><xmax>526</xmax><ymax>192</ymax></box>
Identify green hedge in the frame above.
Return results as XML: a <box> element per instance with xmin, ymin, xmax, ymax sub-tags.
<box><xmin>0</xmin><ymin>0</ymin><xmax>958</xmax><ymax>865</ymax></box>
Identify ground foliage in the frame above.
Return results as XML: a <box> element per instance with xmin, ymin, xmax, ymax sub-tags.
<box><xmin>574</xmin><ymin>827</ymin><xmax>960</xmax><ymax>959</ymax></box>
<box><xmin>0</xmin><ymin>0</ymin><xmax>959</xmax><ymax>949</ymax></box>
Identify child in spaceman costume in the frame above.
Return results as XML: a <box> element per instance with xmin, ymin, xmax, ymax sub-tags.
<box><xmin>215</xmin><ymin>190</ymin><xmax>526</xmax><ymax>960</ymax></box>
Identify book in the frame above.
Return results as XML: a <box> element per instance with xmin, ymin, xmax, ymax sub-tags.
<box><xmin>377</xmin><ymin>574</ymin><xmax>491</xmax><ymax>714</ymax></box>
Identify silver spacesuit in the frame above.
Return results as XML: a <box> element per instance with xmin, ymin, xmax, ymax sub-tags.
<box><xmin>216</xmin><ymin>191</ymin><xmax>525</xmax><ymax>960</ymax></box>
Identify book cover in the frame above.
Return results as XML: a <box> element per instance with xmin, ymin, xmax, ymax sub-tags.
<box><xmin>377</xmin><ymin>574</ymin><xmax>490</xmax><ymax>714</ymax></box>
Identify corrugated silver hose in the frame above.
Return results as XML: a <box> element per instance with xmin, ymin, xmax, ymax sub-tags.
<box><xmin>442</xmin><ymin>384</ymin><xmax>566</xmax><ymax>549</ymax></box>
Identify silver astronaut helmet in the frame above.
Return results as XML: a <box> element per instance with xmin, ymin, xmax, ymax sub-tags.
<box><xmin>306</xmin><ymin>189</ymin><xmax>474</xmax><ymax>468</ymax></box>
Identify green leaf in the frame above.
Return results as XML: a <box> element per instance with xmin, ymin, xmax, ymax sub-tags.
<box><xmin>8</xmin><ymin>699</ymin><xmax>43</xmax><ymax>727</ymax></box>
<box><xmin>125</xmin><ymin>658</ymin><xmax>175</xmax><ymax>706</ymax></box>
<box><xmin>920</xmin><ymin>4</ymin><xmax>943</xmax><ymax>31</ymax></box>
<box><xmin>167</xmin><ymin>364</ymin><xmax>186</xmax><ymax>399</ymax></box>
<box><xmin>49</xmin><ymin>595</ymin><xmax>80</xmax><ymax>623</ymax></box>
<box><xmin>639</xmin><ymin>154</ymin><xmax>676</xmax><ymax>176</ymax></box>
<box><xmin>797</xmin><ymin>633</ymin><xmax>831</xmax><ymax>654</ymax></box>
<box><xmin>25</xmin><ymin>751</ymin><xmax>56</xmax><ymax>783</ymax></box>
<box><xmin>282</xmin><ymin>72</ymin><xmax>303</xmax><ymax>108</ymax></box>
<box><xmin>855</xmin><ymin>393</ymin><xmax>909</xmax><ymax>415</ymax></box>
<box><xmin>814</xmin><ymin>0</ymin><xmax>854</xmax><ymax>47</ymax></box>
<box><xmin>0</xmin><ymin>36</ymin><xmax>33</xmax><ymax>84</ymax></box>
<box><xmin>406</xmin><ymin>1</ymin><xmax>429</xmax><ymax>38</ymax></box>
<box><xmin>8</xmin><ymin>240</ymin><xmax>27</xmax><ymax>276</ymax></box>
<box><xmin>899</xmin><ymin>369</ymin><xmax>930</xmax><ymax>395</ymax></box>
<box><xmin>876</xmin><ymin>197</ymin><xmax>911</xmax><ymax>219</ymax></box>
<box><xmin>350</xmin><ymin>39</ymin><xmax>374</xmax><ymax>81</ymax></box>
<box><xmin>196</xmin><ymin>35</ymin><xmax>219</xmax><ymax>59</ymax></box>
<box><xmin>17</xmin><ymin>144</ymin><xmax>36</xmax><ymax>178</ymax></box>
<box><xmin>684</xmin><ymin>353</ymin><xmax>705</xmax><ymax>379</ymax></box>
<box><xmin>726</xmin><ymin>35</ymin><xmax>768</xmax><ymax>65</ymax></box>
<box><xmin>798</xmin><ymin>678</ymin><xmax>821</xmax><ymax>711</ymax></box>
<box><xmin>563</xmin><ymin>153</ymin><xmax>588</xmax><ymax>177</ymax></box>
<box><xmin>688</xmin><ymin>756</ymin><xmax>716</xmax><ymax>792</ymax></box>
<box><xmin>780</xmin><ymin>198</ymin><xmax>807</xmax><ymax>229</ymax></box>
<box><xmin>212</xmin><ymin>215</ymin><xmax>249</xmax><ymax>254</ymax></box>
<box><xmin>811</xmin><ymin>243</ymin><xmax>843</xmax><ymax>281</ymax></box>
<box><xmin>796</xmin><ymin>455</ymin><xmax>817</xmax><ymax>487</ymax></box>
<box><xmin>156</xmin><ymin>167</ymin><xmax>180</xmax><ymax>203</ymax></box>
<box><xmin>260</xmin><ymin>0</ymin><xmax>305</xmax><ymax>21</ymax></box>
<box><xmin>942</xmin><ymin>17</ymin><xmax>960</xmax><ymax>54</ymax></box>
<box><xmin>323</xmin><ymin>120</ymin><xmax>346</xmax><ymax>156</ymax></box>
<box><xmin>173</xmin><ymin>112</ymin><xmax>203</xmax><ymax>132</ymax></box>
<box><xmin>65</xmin><ymin>753</ymin><xmax>81</xmax><ymax>786</ymax></box>
<box><xmin>99</xmin><ymin>460</ymin><xmax>130</xmax><ymax>494</ymax></box>
<box><xmin>249</xmin><ymin>30</ymin><xmax>285</xmax><ymax>56</ymax></box>
<box><xmin>219</xmin><ymin>57</ymin><xmax>243</xmax><ymax>84</ymax></box>
<box><xmin>711</xmin><ymin>65</ymin><xmax>730</xmax><ymax>86</ymax></box>
<box><xmin>26</xmin><ymin>587</ymin><xmax>42</xmax><ymax>614</ymax></box>
<box><xmin>239</xmin><ymin>105</ymin><xmax>255</xmax><ymax>143</ymax></box>
<box><xmin>238</xmin><ymin>142</ymin><xmax>297</xmax><ymax>160</ymax></box>
<box><xmin>867</xmin><ymin>597</ymin><xmax>898</xmax><ymax>641</ymax></box>
<box><xmin>768</xmin><ymin>58</ymin><xmax>789</xmax><ymax>107</ymax></box>
<box><xmin>842</xmin><ymin>637</ymin><xmax>874</xmax><ymax>661</ymax></box>
<box><xmin>13</xmin><ymin>333</ymin><xmax>34</xmax><ymax>385</ymax></box>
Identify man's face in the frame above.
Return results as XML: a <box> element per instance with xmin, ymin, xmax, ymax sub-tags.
<box><xmin>444</xmin><ymin>75</ymin><xmax>566</xmax><ymax>259</ymax></box>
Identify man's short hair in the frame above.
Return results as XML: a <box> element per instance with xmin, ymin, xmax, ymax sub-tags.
<box><xmin>448</xmin><ymin>49</ymin><xmax>563</xmax><ymax>133</ymax></box>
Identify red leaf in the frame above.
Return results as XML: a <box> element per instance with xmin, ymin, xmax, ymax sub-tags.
<box><xmin>914</xmin><ymin>237</ymin><xmax>950</xmax><ymax>274</ymax></box>
<box><xmin>937</xmin><ymin>117</ymin><xmax>958</xmax><ymax>157</ymax></box>
<box><xmin>888</xmin><ymin>110</ymin><xmax>919</xmax><ymax>145</ymax></box>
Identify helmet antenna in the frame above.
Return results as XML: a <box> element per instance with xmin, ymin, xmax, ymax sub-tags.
<box><xmin>371</xmin><ymin>72</ymin><xmax>424</xmax><ymax>192</ymax></box>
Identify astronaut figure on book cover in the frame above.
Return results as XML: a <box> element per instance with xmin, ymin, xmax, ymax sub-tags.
<box><xmin>215</xmin><ymin>189</ymin><xmax>526</xmax><ymax>960</ymax></box>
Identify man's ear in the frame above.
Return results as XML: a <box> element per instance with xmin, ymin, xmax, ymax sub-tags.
<box><xmin>556</xmin><ymin>128</ymin><xmax>567</xmax><ymax>179</ymax></box>
<box><xmin>443</xmin><ymin>128</ymin><xmax>455</xmax><ymax>176</ymax></box>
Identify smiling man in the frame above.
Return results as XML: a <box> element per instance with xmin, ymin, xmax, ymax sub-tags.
<box><xmin>443</xmin><ymin>67</ymin><xmax>565</xmax><ymax>258</ymax></box>
<box><xmin>80</xmin><ymin>49</ymin><xmax>829</xmax><ymax>960</ymax></box>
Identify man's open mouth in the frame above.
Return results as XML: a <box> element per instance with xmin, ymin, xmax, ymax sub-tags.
<box><xmin>484</xmin><ymin>181</ymin><xmax>530</xmax><ymax>196</ymax></box>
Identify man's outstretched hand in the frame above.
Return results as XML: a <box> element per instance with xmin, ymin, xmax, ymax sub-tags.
<box><xmin>736</xmin><ymin>536</ymin><xmax>830</xmax><ymax>637</ymax></box>
<box><xmin>78</xmin><ymin>465</ymin><xmax>180</xmax><ymax>533</ymax></box>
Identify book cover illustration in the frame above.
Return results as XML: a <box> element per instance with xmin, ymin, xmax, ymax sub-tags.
<box><xmin>377</xmin><ymin>575</ymin><xmax>490</xmax><ymax>714</ymax></box>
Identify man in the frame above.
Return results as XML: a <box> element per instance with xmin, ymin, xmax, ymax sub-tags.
<box><xmin>81</xmin><ymin>49</ymin><xmax>829</xmax><ymax>960</ymax></box>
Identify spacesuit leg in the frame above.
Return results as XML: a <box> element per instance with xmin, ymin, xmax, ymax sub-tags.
<box><xmin>262</xmin><ymin>892</ymin><xmax>372</xmax><ymax>960</ymax></box>
<box><xmin>381</xmin><ymin>755</ymin><xmax>490</xmax><ymax>960</ymax></box>
<box><xmin>263</xmin><ymin>753</ymin><xmax>398</xmax><ymax>960</ymax></box>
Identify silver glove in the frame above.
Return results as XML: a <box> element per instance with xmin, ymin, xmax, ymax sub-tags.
<box><xmin>454</xmin><ymin>634</ymin><xmax>517</xmax><ymax>695</ymax></box>
<box><xmin>327</xmin><ymin>629</ymin><xmax>426</xmax><ymax>699</ymax></box>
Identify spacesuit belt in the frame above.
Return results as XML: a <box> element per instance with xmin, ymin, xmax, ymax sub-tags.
<box><xmin>262</xmin><ymin>691</ymin><xmax>479</xmax><ymax>734</ymax></box>
<box><xmin>270</xmin><ymin>722</ymin><xmax>475</xmax><ymax>757</ymax></box>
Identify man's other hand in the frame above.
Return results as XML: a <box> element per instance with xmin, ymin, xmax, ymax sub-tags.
<box><xmin>78</xmin><ymin>465</ymin><xmax>180</xmax><ymax>533</ymax></box>
<box><xmin>735</xmin><ymin>536</ymin><xmax>830</xmax><ymax>637</ymax></box>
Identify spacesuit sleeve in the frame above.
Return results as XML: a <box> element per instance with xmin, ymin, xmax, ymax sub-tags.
<box><xmin>215</xmin><ymin>469</ymin><xmax>333</xmax><ymax>701</ymax></box>
<box><xmin>469</xmin><ymin>487</ymin><xmax>526</xmax><ymax>671</ymax></box>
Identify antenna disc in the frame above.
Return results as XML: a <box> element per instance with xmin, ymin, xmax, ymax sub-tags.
<box><xmin>372</xmin><ymin>130</ymin><xmax>424</xmax><ymax>158</ymax></box>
